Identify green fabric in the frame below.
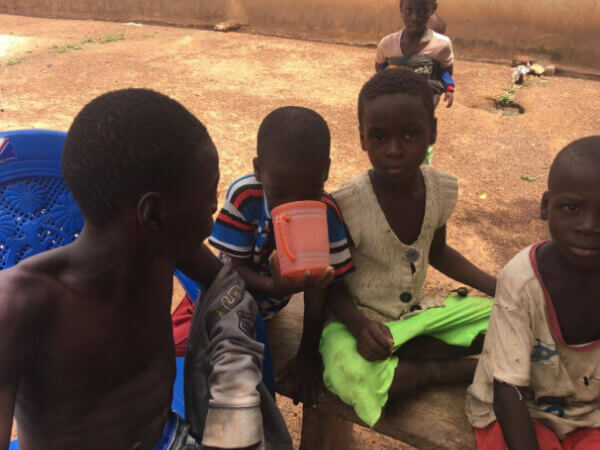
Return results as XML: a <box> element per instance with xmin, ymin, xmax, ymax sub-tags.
<box><xmin>424</xmin><ymin>144</ymin><xmax>434</xmax><ymax>165</ymax></box>
<box><xmin>320</xmin><ymin>296</ymin><xmax>493</xmax><ymax>427</ymax></box>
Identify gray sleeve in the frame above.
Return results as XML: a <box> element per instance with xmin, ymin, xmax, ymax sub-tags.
<box><xmin>185</xmin><ymin>263</ymin><xmax>264</xmax><ymax>447</ymax></box>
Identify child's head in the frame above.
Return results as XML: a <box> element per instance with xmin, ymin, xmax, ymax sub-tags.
<box><xmin>358</xmin><ymin>68</ymin><xmax>436</xmax><ymax>184</ymax></box>
<box><xmin>63</xmin><ymin>88</ymin><xmax>219</xmax><ymax>258</ymax></box>
<box><xmin>254</xmin><ymin>106</ymin><xmax>331</xmax><ymax>210</ymax></box>
<box><xmin>542</xmin><ymin>136</ymin><xmax>600</xmax><ymax>269</ymax></box>
<box><xmin>400</xmin><ymin>0</ymin><xmax>438</xmax><ymax>35</ymax></box>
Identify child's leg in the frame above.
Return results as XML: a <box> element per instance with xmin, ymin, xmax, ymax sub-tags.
<box><xmin>474</xmin><ymin>421</ymin><xmax>561</xmax><ymax>450</ymax></box>
<box><xmin>389</xmin><ymin>358</ymin><xmax>477</xmax><ymax>398</ymax></box>
<box><xmin>563</xmin><ymin>428</ymin><xmax>600</xmax><ymax>450</ymax></box>
<box><xmin>394</xmin><ymin>335</ymin><xmax>485</xmax><ymax>361</ymax></box>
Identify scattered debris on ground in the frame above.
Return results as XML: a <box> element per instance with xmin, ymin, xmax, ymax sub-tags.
<box><xmin>214</xmin><ymin>21</ymin><xmax>242</xmax><ymax>32</ymax></box>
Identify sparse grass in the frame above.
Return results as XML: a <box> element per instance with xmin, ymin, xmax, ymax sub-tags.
<box><xmin>521</xmin><ymin>174</ymin><xmax>536</xmax><ymax>182</ymax></box>
<box><xmin>99</xmin><ymin>32</ymin><xmax>124</xmax><ymax>44</ymax></box>
<box><xmin>6</xmin><ymin>57</ymin><xmax>24</xmax><ymax>66</ymax></box>
<box><xmin>54</xmin><ymin>42</ymin><xmax>82</xmax><ymax>53</ymax></box>
<box><xmin>508</xmin><ymin>85</ymin><xmax>519</xmax><ymax>94</ymax></box>
<box><xmin>142</xmin><ymin>32</ymin><xmax>158</xmax><ymax>38</ymax></box>
<box><xmin>54</xmin><ymin>36</ymin><xmax>97</xmax><ymax>53</ymax></box>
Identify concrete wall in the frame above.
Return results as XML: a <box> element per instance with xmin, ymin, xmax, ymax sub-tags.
<box><xmin>1</xmin><ymin>0</ymin><xmax>599</xmax><ymax>70</ymax></box>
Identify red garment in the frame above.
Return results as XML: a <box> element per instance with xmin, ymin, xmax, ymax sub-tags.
<box><xmin>475</xmin><ymin>422</ymin><xmax>600</xmax><ymax>450</ymax></box>
<box><xmin>172</xmin><ymin>294</ymin><xmax>194</xmax><ymax>357</ymax></box>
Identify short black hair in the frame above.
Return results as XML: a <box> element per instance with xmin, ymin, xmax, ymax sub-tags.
<box><xmin>358</xmin><ymin>68</ymin><xmax>435</xmax><ymax>129</ymax></box>
<box><xmin>549</xmin><ymin>136</ymin><xmax>600</xmax><ymax>189</ymax></box>
<box><xmin>62</xmin><ymin>88</ymin><xmax>215</xmax><ymax>225</ymax></box>
<box><xmin>256</xmin><ymin>106</ymin><xmax>330</xmax><ymax>167</ymax></box>
<box><xmin>399</xmin><ymin>0</ymin><xmax>438</xmax><ymax>9</ymax></box>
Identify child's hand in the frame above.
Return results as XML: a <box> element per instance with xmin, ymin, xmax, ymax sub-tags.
<box><xmin>444</xmin><ymin>90</ymin><xmax>454</xmax><ymax>108</ymax></box>
<box><xmin>270</xmin><ymin>251</ymin><xmax>335</xmax><ymax>295</ymax></box>
<box><xmin>270</xmin><ymin>251</ymin><xmax>306</xmax><ymax>297</ymax></box>
<box><xmin>279</xmin><ymin>351</ymin><xmax>323</xmax><ymax>408</ymax></box>
<box><xmin>357</xmin><ymin>320</ymin><xmax>394</xmax><ymax>361</ymax></box>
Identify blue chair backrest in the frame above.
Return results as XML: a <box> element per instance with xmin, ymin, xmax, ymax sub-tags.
<box><xmin>0</xmin><ymin>130</ymin><xmax>82</xmax><ymax>270</ymax></box>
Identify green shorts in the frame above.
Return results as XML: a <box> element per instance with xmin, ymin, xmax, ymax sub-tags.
<box><xmin>320</xmin><ymin>296</ymin><xmax>493</xmax><ymax>427</ymax></box>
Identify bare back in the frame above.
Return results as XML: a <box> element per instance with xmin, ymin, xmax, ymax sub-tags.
<box><xmin>0</xmin><ymin>244</ymin><xmax>175</xmax><ymax>450</ymax></box>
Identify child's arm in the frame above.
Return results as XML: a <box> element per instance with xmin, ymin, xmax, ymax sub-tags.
<box><xmin>176</xmin><ymin>243</ymin><xmax>223</xmax><ymax>288</ymax></box>
<box><xmin>493</xmin><ymin>380</ymin><xmax>540</xmax><ymax>450</ymax></box>
<box><xmin>440</xmin><ymin>66</ymin><xmax>455</xmax><ymax>108</ymax></box>
<box><xmin>328</xmin><ymin>281</ymin><xmax>393</xmax><ymax>361</ymax></box>
<box><xmin>229</xmin><ymin>255</ymin><xmax>304</xmax><ymax>298</ymax></box>
<box><xmin>429</xmin><ymin>225</ymin><xmax>496</xmax><ymax>297</ymax></box>
<box><xmin>0</xmin><ymin>272</ymin><xmax>38</xmax><ymax>448</ymax></box>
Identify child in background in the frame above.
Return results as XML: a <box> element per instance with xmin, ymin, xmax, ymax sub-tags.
<box><xmin>209</xmin><ymin>106</ymin><xmax>354</xmax><ymax>407</ymax></box>
<box><xmin>324</xmin><ymin>68</ymin><xmax>495</xmax><ymax>408</ymax></box>
<box><xmin>376</xmin><ymin>0</ymin><xmax>455</xmax><ymax>109</ymax></box>
<box><xmin>466</xmin><ymin>137</ymin><xmax>600</xmax><ymax>450</ymax></box>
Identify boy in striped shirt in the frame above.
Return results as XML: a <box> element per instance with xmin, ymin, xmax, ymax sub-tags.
<box><xmin>209</xmin><ymin>106</ymin><xmax>354</xmax><ymax>407</ymax></box>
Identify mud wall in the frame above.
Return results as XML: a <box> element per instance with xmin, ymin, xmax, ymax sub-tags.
<box><xmin>1</xmin><ymin>0</ymin><xmax>599</xmax><ymax>70</ymax></box>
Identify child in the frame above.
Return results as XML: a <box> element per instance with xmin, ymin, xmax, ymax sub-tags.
<box><xmin>466</xmin><ymin>137</ymin><xmax>600</xmax><ymax>450</ymax></box>
<box><xmin>376</xmin><ymin>0</ymin><xmax>455</xmax><ymax>109</ymax></box>
<box><xmin>0</xmin><ymin>89</ymin><xmax>272</xmax><ymax>450</ymax></box>
<box><xmin>209</xmin><ymin>106</ymin><xmax>354</xmax><ymax>407</ymax></box>
<box><xmin>324</xmin><ymin>68</ymin><xmax>495</xmax><ymax>413</ymax></box>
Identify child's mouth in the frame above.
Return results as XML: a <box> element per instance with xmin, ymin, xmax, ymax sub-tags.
<box><xmin>569</xmin><ymin>246</ymin><xmax>600</xmax><ymax>257</ymax></box>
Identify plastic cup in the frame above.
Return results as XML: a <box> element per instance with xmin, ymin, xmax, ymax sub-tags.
<box><xmin>272</xmin><ymin>200</ymin><xmax>329</xmax><ymax>279</ymax></box>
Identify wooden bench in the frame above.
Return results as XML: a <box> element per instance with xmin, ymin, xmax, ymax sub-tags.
<box><xmin>266</xmin><ymin>298</ymin><xmax>477</xmax><ymax>450</ymax></box>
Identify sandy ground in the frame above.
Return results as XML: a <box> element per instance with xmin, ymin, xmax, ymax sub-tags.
<box><xmin>2</xmin><ymin>14</ymin><xmax>600</xmax><ymax>448</ymax></box>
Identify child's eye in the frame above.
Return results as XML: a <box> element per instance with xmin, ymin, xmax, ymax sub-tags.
<box><xmin>405</xmin><ymin>128</ymin><xmax>420</xmax><ymax>140</ymax></box>
<box><xmin>370</xmin><ymin>131</ymin><xmax>386</xmax><ymax>141</ymax></box>
<box><xmin>563</xmin><ymin>203</ymin><xmax>579</xmax><ymax>212</ymax></box>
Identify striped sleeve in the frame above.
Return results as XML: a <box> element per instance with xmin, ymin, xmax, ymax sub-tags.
<box><xmin>209</xmin><ymin>176</ymin><xmax>261</xmax><ymax>259</ymax></box>
<box><xmin>322</xmin><ymin>193</ymin><xmax>355</xmax><ymax>280</ymax></box>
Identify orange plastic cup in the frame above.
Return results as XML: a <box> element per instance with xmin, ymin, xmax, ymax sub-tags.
<box><xmin>272</xmin><ymin>200</ymin><xmax>330</xmax><ymax>279</ymax></box>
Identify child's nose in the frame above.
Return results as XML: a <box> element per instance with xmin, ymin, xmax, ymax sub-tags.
<box><xmin>577</xmin><ymin>210</ymin><xmax>600</xmax><ymax>234</ymax></box>
<box><xmin>386</xmin><ymin>138</ymin><xmax>405</xmax><ymax>156</ymax></box>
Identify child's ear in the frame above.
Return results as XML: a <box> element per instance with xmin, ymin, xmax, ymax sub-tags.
<box><xmin>138</xmin><ymin>192</ymin><xmax>165</xmax><ymax>232</ymax></box>
<box><xmin>540</xmin><ymin>191</ymin><xmax>549</xmax><ymax>221</ymax></box>
<box><xmin>359</xmin><ymin>126</ymin><xmax>367</xmax><ymax>151</ymax></box>
<box><xmin>432</xmin><ymin>2</ymin><xmax>438</xmax><ymax>12</ymax></box>
<box><xmin>253</xmin><ymin>157</ymin><xmax>262</xmax><ymax>182</ymax></box>
<box><xmin>430</xmin><ymin>117</ymin><xmax>438</xmax><ymax>146</ymax></box>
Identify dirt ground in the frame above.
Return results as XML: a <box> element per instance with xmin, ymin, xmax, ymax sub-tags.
<box><xmin>2</xmin><ymin>14</ymin><xmax>600</xmax><ymax>449</ymax></box>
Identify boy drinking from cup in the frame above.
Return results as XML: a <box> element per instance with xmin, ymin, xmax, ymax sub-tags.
<box><xmin>208</xmin><ymin>106</ymin><xmax>354</xmax><ymax>407</ymax></box>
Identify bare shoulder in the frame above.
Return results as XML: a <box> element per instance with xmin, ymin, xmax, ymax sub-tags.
<box><xmin>0</xmin><ymin>250</ymin><xmax>68</xmax><ymax>327</ymax></box>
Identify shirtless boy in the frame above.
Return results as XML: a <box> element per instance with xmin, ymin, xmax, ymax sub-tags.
<box><xmin>0</xmin><ymin>89</ymin><xmax>222</xmax><ymax>449</ymax></box>
<box><xmin>466</xmin><ymin>137</ymin><xmax>600</xmax><ymax>449</ymax></box>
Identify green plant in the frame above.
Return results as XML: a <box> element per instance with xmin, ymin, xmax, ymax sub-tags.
<box><xmin>80</xmin><ymin>36</ymin><xmax>95</xmax><ymax>44</ymax></box>
<box><xmin>142</xmin><ymin>31</ymin><xmax>158</xmax><ymax>38</ymax></box>
<box><xmin>521</xmin><ymin>174</ymin><xmax>536</xmax><ymax>182</ymax></box>
<box><xmin>496</xmin><ymin>91</ymin><xmax>515</xmax><ymax>105</ymax></box>
<box><xmin>99</xmin><ymin>32</ymin><xmax>124</xmax><ymax>43</ymax></box>
<box><xmin>508</xmin><ymin>85</ymin><xmax>519</xmax><ymax>94</ymax></box>
<box><xmin>6</xmin><ymin>57</ymin><xmax>23</xmax><ymax>66</ymax></box>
